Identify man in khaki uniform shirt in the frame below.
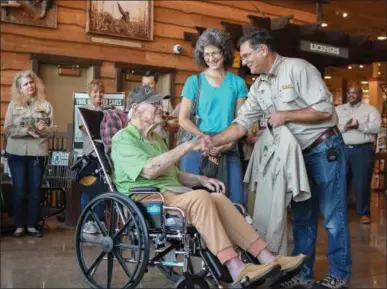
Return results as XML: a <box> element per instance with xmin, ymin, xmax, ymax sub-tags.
<box><xmin>336</xmin><ymin>86</ymin><xmax>381</xmax><ymax>224</ymax></box>
<box><xmin>211</xmin><ymin>29</ymin><xmax>351</xmax><ymax>289</ymax></box>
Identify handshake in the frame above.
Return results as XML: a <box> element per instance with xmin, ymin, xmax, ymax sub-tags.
<box><xmin>188</xmin><ymin>134</ymin><xmax>230</xmax><ymax>157</ymax></box>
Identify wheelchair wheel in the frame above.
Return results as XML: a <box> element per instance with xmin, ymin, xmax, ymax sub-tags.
<box><xmin>175</xmin><ymin>275</ymin><xmax>210</xmax><ymax>289</ymax></box>
<box><xmin>75</xmin><ymin>193</ymin><xmax>149</xmax><ymax>289</ymax></box>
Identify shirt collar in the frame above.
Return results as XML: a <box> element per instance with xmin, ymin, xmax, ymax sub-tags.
<box><xmin>126</xmin><ymin>123</ymin><xmax>142</xmax><ymax>140</ymax></box>
<box><xmin>259</xmin><ymin>54</ymin><xmax>284</xmax><ymax>81</ymax></box>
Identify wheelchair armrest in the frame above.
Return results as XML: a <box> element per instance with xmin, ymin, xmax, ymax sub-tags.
<box><xmin>130</xmin><ymin>186</ymin><xmax>161</xmax><ymax>193</ymax></box>
<box><xmin>192</xmin><ymin>185</ymin><xmax>215</xmax><ymax>192</ymax></box>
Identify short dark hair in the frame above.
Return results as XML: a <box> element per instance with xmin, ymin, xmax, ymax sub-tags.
<box><xmin>194</xmin><ymin>28</ymin><xmax>234</xmax><ymax>68</ymax></box>
<box><xmin>238</xmin><ymin>28</ymin><xmax>276</xmax><ymax>52</ymax></box>
<box><xmin>143</xmin><ymin>70</ymin><xmax>159</xmax><ymax>82</ymax></box>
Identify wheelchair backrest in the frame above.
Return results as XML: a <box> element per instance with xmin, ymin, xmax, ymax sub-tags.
<box><xmin>77</xmin><ymin>108</ymin><xmax>114</xmax><ymax>191</ymax></box>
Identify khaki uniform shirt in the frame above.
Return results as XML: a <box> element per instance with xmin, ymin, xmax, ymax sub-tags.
<box><xmin>244</xmin><ymin>126</ymin><xmax>310</xmax><ymax>254</ymax></box>
<box><xmin>234</xmin><ymin>55</ymin><xmax>338</xmax><ymax>150</ymax></box>
<box><xmin>4</xmin><ymin>99</ymin><xmax>55</xmax><ymax>156</ymax></box>
<box><xmin>336</xmin><ymin>102</ymin><xmax>381</xmax><ymax>145</ymax></box>
<box><xmin>77</xmin><ymin>103</ymin><xmax>101</xmax><ymax>155</ymax></box>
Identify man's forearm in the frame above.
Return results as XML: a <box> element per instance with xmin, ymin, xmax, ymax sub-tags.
<box><xmin>141</xmin><ymin>142</ymin><xmax>193</xmax><ymax>179</ymax></box>
<box><xmin>284</xmin><ymin>107</ymin><xmax>332</xmax><ymax>124</ymax></box>
<box><xmin>212</xmin><ymin>123</ymin><xmax>247</xmax><ymax>147</ymax></box>
<box><xmin>178</xmin><ymin>172</ymin><xmax>202</xmax><ymax>187</ymax></box>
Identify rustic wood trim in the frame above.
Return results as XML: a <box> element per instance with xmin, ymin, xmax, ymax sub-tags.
<box><xmin>29</xmin><ymin>53</ymin><xmax>102</xmax><ymax>80</ymax></box>
<box><xmin>30</xmin><ymin>53</ymin><xmax>102</xmax><ymax>67</ymax></box>
<box><xmin>115</xmin><ymin>67</ymin><xmax>123</xmax><ymax>92</ymax></box>
<box><xmin>93</xmin><ymin>65</ymin><xmax>101</xmax><ymax>80</ymax></box>
<box><xmin>31</xmin><ymin>57</ymin><xmax>39</xmax><ymax>74</ymax></box>
<box><xmin>114</xmin><ymin>62</ymin><xmax>177</xmax><ymax>74</ymax></box>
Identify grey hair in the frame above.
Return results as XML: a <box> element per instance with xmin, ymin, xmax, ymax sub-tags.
<box><xmin>194</xmin><ymin>28</ymin><xmax>234</xmax><ymax>68</ymax></box>
<box><xmin>238</xmin><ymin>28</ymin><xmax>276</xmax><ymax>52</ymax></box>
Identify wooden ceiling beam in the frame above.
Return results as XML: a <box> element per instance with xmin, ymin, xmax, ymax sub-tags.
<box><xmin>247</xmin><ymin>15</ymin><xmax>271</xmax><ymax>31</ymax></box>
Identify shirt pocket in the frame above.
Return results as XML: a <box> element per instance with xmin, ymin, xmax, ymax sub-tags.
<box><xmin>278</xmin><ymin>88</ymin><xmax>298</xmax><ymax>110</ymax></box>
<box><xmin>257</xmin><ymin>89</ymin><xmax>274</xmax><ymax>112</ymax></box>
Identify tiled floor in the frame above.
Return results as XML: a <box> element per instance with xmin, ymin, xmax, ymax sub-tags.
<box><xmin>1</xmin><ymin>192</ymin><xmax>385</xmax><ymax>288</ymax></box>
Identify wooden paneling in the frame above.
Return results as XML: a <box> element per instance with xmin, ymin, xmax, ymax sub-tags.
<box><xmin>0</xmin><ymin>0</ymin><xmax>315</xmax><ymax>148</ymax></box>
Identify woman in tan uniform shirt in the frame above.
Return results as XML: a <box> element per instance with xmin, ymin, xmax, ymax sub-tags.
<box><xmin>4</xmin><ymin>70</ymin><xmax>55</xmax><ymax>238</ymax></box>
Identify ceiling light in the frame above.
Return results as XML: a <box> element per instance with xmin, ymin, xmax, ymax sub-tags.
<box><xmin>348</xmin><ymin>65</ymin><xmax>352</xmax><ymax>69</ymax></box>
<box><xmin>377</xmin><ymin>36</ymin><xmax>387</xmax><ymax>40</ymax></box>
<box><xmin>324</xmin><ymin>75</ymin><xmax>332</xmax><ymax>79</ymax></box>
<box><xmin>363</xmin><ymin>89</ymin><xmax>369</xmax><ymax>93</ymax></box>
<box><xmin>321</xmin><ymin>22</ymin><xmax>328</xmax><ymax>28</ymax></box>
<box><xmin>361</xmin><ymin>81</ymin><xmax>368</xmax><ymax>84</ymax></box>
<box><xmin>342</xmin><ymin>12</ymin><xmax>348</xmax><ymax>18</ymax></box>
<box><xmin>378</xmin><ymin>63</ymin><xmax>381</xmax><ymax>66</ymax></box>
<box><xmin>378</xmin><ymin>71</ymin><xmax>381</xmax><ymax>75</ymax></box>
<box><xmin>359</xmin><ymin>65</ymin><xmax>364</xmax><ymax>68</ymax></box>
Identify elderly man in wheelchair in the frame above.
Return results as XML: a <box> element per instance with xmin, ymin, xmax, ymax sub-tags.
<box><xmin>74</xmin><ymin>85</ymin><xmax>307</xmax><ymax>289</ymax></box>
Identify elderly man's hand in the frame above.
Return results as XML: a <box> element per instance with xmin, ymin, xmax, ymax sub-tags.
<box><xmin>191</xmin><ymin>138</ymin><xmax>210</xmax><ymax>155</ymax></box>
<box><xmin>268</xmin><ymin>111</ymin><xmax>288</xmax><ymax>127</ymax></box>
<box><xmin>198</xmin><ymin>175</ymin><xmax>226</xmax><ymax>193</ymax></box>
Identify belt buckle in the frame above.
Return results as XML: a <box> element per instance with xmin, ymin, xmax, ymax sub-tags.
<box><xmin>348</xmin><ymin>145</ymin><xmax>354</xmax><ymax>149</ymax></box>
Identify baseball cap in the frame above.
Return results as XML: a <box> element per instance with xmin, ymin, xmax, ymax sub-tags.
<box><xmin>126</xmin><ymin>85</ymin><xmax>168</xmax><ymax>111</ymax></box>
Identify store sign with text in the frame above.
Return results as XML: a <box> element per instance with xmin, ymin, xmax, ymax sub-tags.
<box><xmin>300</xmin><ymin>40</ymin><xmax>349</xmax><ymax>59</ymax></box>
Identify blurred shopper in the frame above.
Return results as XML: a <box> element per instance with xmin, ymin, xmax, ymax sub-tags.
<box><xmin>78</xmin><ymin>79</ymin><xmax>105</xmax><ymax>234</ymax></box>
<box><xmin>336</xmin><ymin>85</ymin><xmax>381</xmax><ymax>224</ymax></box>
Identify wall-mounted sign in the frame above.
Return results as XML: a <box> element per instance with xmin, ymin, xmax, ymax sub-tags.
<box><xmin>300</xmin><ymin>40</ymin><xmax>349</xmax><ymax>59</ymax></box>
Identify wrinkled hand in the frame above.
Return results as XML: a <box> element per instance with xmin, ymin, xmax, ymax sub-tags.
<box><xmin>191</xmin><ymin>138</ymin><xmax>210</xmax><ymax>155</ymax></box>
<box><xmin>267</xmin><ymin>111</ymin><xmax>287</xmax><ymax>127</ymax></box>
<box><xmin>198</xmin><ymin>176</ymin><xmax>226</xmax><ymax>193</ymax></box>
<box><xmin>35</xmin><ymin>120</ymin><xmax>46</xmax><ymax>131</ymax></box>
<box><xmin>210</xmin><ymin>146</ymin><xmax>222</xmax><ymax>156</ymax></box>
<box><xmin>27</xmin><ymin>129</ymin><xmax>39</xmax><ymax>138</ymax></box>
<box><xmin>201</xmin><ymin>134</ymin><xmax>213</xmax><ymax>149</ymax></box>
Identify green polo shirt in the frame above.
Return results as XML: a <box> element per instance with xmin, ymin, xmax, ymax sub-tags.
<box><xmin>111</xmin><ymin>123</ymin><xmax>182</xmax><ymax>196</ymax></box>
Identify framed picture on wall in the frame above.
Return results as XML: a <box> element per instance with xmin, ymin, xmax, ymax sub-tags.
<box><xmin>86</xmin><ymin>0</ymin><xmax>153</xmax><ymax>41</ymax></box>
<box><xmin>0</xmin><ymin>0</ymin><xmax>57</xmax><ymax>28</ymax></box>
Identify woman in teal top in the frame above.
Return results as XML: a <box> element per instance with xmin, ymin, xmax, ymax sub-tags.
<box><xmin>179</xmin><ymin>28</ymin><xmax>248</xmax><ymax>205</ymax></box>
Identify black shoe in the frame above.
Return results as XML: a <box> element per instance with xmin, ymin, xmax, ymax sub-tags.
<box><xmin>313</xmin><ymin>275</ymin><xmax>349</xmax><ymax>289</ymax></box>
<box><xmin>27</xmin><ymin>229</ymin><xmax>43</xmax><ymax>238</ymax></box>
<box><xmin>13</xmin><ymin>230</ymin><xmax>26</xmax><ymax>238</ymax></box>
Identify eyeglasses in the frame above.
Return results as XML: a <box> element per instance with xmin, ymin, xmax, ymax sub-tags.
<box><xmin>203</xmin><ymin>50</ymin><xmax>222</xmax><ymax>59</ymax></box>
<box><xmin>240</xmin><ymin>46</ymin><xmax>262</xmax><ymax>62</ymax></box>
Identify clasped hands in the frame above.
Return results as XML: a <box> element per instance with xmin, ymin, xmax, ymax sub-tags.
<box><xmin>344</xmin><ymin>118</ymin><xmax>359</xmax><ymax>131</ymax></box>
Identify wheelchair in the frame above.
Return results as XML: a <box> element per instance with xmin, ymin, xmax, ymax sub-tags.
<box><xmin>73</xmin><ymin>107</ymin><xmax>300</xmax><ymax>289</ymax></box>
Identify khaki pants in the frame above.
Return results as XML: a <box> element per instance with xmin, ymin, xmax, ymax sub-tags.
<box><xmin>140</xmin><ymin>190</ymin><xmax>267</xmax><ymax>264</ymax></box>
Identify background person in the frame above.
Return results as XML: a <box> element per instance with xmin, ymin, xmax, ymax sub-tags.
<box><xmin>179</xmin><ymin>28</ymin><xmax>248</xmax><ymax>205</ymax></box>
<box><xmin>336</xmin><ymin>85</ymin><xmax>381</xmax><ymax>224</ymax></box>
<box><xmin>78</xmin><ymin>79</ymin><xmax>105</xmax><ymax>234</ymax></box>
<box><xmin>4</xmin><ymin>70</ymin><xmax>55</xmax><ymax>238</ymax></box>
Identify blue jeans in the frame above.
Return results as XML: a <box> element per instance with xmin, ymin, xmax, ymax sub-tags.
<box><xmin>291</xmin><ymin>134</ymin><xmax>351</xmax><ymax>280</ymax></box>
<box><xmin>180</xmin><ymin>150</ymin><xmax>245</xmax><ymax>205</ymax></box>
<box><xmin>347</xmin><ymin>143</ymin><xmax>375</xmax><ymax>217</ymax></box>
<box><xmin>7</xmin><ymin>154</ymin><xmax>46</xmax><ymax>228</ymax></box>
<box><xmin>81</xmin><ymin>192</ymin><xmax>104</xmax><ymax>221</ymax></box>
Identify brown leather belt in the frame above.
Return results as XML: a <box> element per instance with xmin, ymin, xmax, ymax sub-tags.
<box><xmin>303</xmin><ymin>126</ymin><xmax>341</xmax><ymax>154</ymax></box>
